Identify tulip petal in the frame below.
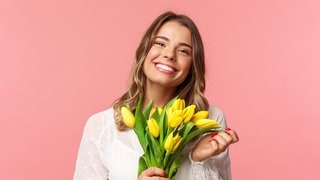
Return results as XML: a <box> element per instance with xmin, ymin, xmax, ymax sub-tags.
<box><xmin>147</xmin><ymin>118</ymin><xmax>160</xmax><ymax>138</ymax></box>
<box><xmin>120</xmin><ymin>106</ymin><xmax>135</xmax><ymax>128</ymax></box>
<box><xmin>191</xmin><ymin>110</ymin><xmax>209</xmax><ymax>122</ymax></box>
<box><xmin>183</xmin><ymin>105</ymin><xmax>196</xmax><ymax>123</ymax></box>
<box><xmin>194</xmin><ymin>118</ymin><xmax>219</xmax><ymax>129</ymax></box>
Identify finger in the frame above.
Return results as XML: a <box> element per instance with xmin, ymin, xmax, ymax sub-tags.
<box><xmin>213</xmin><ymin>134</ymin><xmax>229</xmax><ymax>150</ymax></box>
<box><xmin>217</xmin><ymin>131</ymin><xmax>233</xmax><ymax>143</ymax></box>
<box><xmin>208</xmin><ymin>138</ymin><xmax>220</xmax><ymax>152</ymax></box>
<box><xmin>209</xmin><ymin>132</ymin><xmax>231</xmax><ymax>146</ymax></box>
<box><xmin>154</xmin><ymin>178</ymin><xmax>169</xmax><ymax>180</ymax></box>
<box><xmin>142</xmin><ymin>167</ymin><xmax>167</xmax><ymax>177</ymax></box>
<box><xmin>225</xmin><ymin>128</ymin><xmax>239</xmax><ymax>143</ymax></box>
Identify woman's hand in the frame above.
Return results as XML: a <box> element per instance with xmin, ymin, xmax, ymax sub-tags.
<box><xmin>138</xmin><ymin>167</ymin><xmax>169</xmax><ymax>180</ymax></box>
<box><xmin>191</xmin><ymin>128</ymin><xmax>239</xmax><ymax>162</ymax></box>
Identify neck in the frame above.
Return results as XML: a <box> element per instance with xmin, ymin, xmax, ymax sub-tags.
<box><xmin>143</xmin><ymin>84</ymin><xmax>176</xmax><ymax>109</ymax></box>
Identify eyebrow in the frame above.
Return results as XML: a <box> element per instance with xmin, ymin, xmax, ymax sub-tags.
<box><xmin>155</xmin><ymin>36</ymin><xmax>193</xmax><ymax>49</ymax></box>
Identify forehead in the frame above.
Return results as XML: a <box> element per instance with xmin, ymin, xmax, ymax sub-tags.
<box><xmin>155</xmin><ymin>21</ymin><xmax>192</xmax><ymax>44</ymax></box>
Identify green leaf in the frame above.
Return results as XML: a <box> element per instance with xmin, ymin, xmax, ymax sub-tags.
<box><xmin>146</xmin><ymin>145</ymin><xmax>158</xmax><ymax>167</ymax></box>
<box><xmin>143</xmin><ymin>100</ymin><xmax>153</xmax><ymax>120</ymax></box>
<box><xmin>181</xmin><ymin>121</ymin><xmax>195</xmax><ymax>139</ymax></box>
<box><xmin>167</xmin><ymin>127</ymin><xmax>221</xmax><ymax>167</ymax></box>
<box><xmin>137</xmin><ymin>156</ymin><xmax>147</xmax><ymax>177</ymax></box>
<box><xmin>151</xmin><ymin>109</ymin><xmax>160</xmax><ymax>122</ymax></box>
<box><xmin>160</xmin><ymin>96</ymin><xmax>178</xmax><ymax>146</ymax></box>
<box><xmin>167</xmin><ymin>158</ymin><xmax>180</xmax><ymax>179</ymax></box>
<box><xmin>163</xmin><ymin>151</ymin><xmax>171</xmax><ymax>169</ymax></box>
<box><xmin>158</xmin><ymin>107</ymin><xmax>167</xmax><ymax>147</ymax></box>
<box><xmin>147</xmin><ymin>132</ymin><xmax>163</xmax><ymax>167</ymax></box>
<box><xmin>184</xmin><ymin>126</ymin><xmax>221</xmax><ymax>144</ymax></box>
<box><xmin>164</xmin><ymin>96</ymin><xmax>178</xmax><ymax>109</ymax></box>
<box><xmin>134</xmin><ymin>95</ymin><xmax>148</xmax><ymax>152</ymax></box>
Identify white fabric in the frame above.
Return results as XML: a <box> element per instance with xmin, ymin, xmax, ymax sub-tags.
<box><xmin>74</xmin><ymin>106</ymin><xmax>232</xmax><ymax>180</ymax></box>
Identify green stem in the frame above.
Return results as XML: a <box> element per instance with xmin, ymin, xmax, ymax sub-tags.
<box><xmin>163</xmin><ymin>151</ymin><xmax>171</xmax><ymax>169</ymax></box>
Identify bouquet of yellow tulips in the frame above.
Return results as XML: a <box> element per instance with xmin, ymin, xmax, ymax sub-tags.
<box><xmin>120</xmin><ymin>96</ymin><xmax>221</xmax><ymax>179</ymax></box>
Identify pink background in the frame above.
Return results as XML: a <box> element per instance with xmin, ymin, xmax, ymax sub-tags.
<box><xmin>1</xmin><ymin>0</ymin><xmax>319</xmax><ymax>179</ymax></box>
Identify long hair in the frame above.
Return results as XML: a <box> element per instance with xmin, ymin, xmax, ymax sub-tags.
<box><xmin>113</xmin><ymin>11</ymin><xmax>208</xmax><ymax>131</ymax></box>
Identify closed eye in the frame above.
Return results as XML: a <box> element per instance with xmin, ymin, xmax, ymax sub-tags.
<box><xmin>154</xmin><ymin>41</ymin><xmax>166</xmax><ymax>47</ymax></box>
<box><xmin>178</xmin><ymin>48</ymin><xmax>191</xmax><ymax>56</ymax></box>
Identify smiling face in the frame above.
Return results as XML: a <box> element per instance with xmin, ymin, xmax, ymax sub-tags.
<box><xmin>143</xmin><ymin>21</ymin><xmax>193</xmax><ymax>90</ymax></box>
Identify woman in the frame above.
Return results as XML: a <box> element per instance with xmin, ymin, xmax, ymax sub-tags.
<box><xmin>74</xmin><ymin>11</ymin><xmax>239</xmax><ymax>180</ymax></box>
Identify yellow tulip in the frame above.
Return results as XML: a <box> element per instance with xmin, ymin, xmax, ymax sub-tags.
<box><xmin>172</xmin><ymin>135</ymin><xmax>182</xmax><ymax>152</ymax></box>
<box><xmin>120</xmin><ymin>106</ymin><xmax>135</xmax><ymax>128</ymax></box>
<box><xmin>150</xmin><ymin>107</ymin><xmax>163</xmax><ymax>117</ymax></box>
<box><xmin>167</xmin><ymin>110</ymin><xmax>184</xmax><ymax>128</ymax></box>
<box><xmin>171</xmin><ymin>98</ymin><xmax>185</xmax><ymax>111</ymax></box>
<box><xmin>147</xmin><ymin>118</ymin><xmax>160</xmax><ymax>138</ymax></box>
<box><xmin>166</xmin><ymin>108</ymin><xmax>174</xmax><ymax>120</ymax></box>
<box><xmin>150</xmin><ymin>108</ymin><xmax>156</xmax><ymax>116</ymax></box>
<box><xmin>164</xmin><ymin>132</ymin><xmax>182</xmax><ymax>153</ymax></box>
<box><xmin>191</xmin><ymin>110</ymin><xmax>209</xmax><ymax>122</ymax></box>
<box><xmin>164</xmin><ymin>132</ymin><xmax>173</xmax><ymax>152</ymax></box>
<box><xmin>157</xmin><ymin>107</ymin><xmax>163</xmax><ymax>114</ymax></box>
<box><xmin>183</xmin><ymin>105</ymin><xmax>196</xmax><ymax>123</ymax></box>
<box><xmin>193</xmin><ymin>118</ymin><xmax>219</xmax><ymax>129</ymax></box>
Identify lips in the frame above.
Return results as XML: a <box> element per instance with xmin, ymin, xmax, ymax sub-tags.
<box><xmin>155</xmin><ymin>63</ymin><xmax>177</xmax><ymax>73</ymax></box>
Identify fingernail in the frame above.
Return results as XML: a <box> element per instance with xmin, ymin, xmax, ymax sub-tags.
<box><xmin>225</xmin><ymin>127</ymin><xmax>231</xmax><ymax>131</ymax></box>
<box><xmin>163</xmin><ymin>172</ymin><xmax>168</xmax><ymax>177</ymax></box>
<box><xmin>210</xmin><ymin>132</ymin><xmax>218</xmax><ymax>138</ymax></box>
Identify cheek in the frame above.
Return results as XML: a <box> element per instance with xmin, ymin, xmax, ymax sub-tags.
<box><xmin>181</xmin><ymin>59</ymin><xmax>193</xmax><ymax>72</ymax></box>
<box><xmin>146</xmin><ymin>47</ymin><xmax>160</xmax><ymax>60</ymax></box>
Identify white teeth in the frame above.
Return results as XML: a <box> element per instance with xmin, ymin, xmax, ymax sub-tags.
<box><xmin>156</xmin><ymin>63</ymin><xmax>175</xmax><ymax>72</ymax></box>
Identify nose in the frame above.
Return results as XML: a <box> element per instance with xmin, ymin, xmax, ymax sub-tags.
<box><xmin>163</xmin><ymin>47</ymin><xmax>175</xmax><ymax>61</ymax></box>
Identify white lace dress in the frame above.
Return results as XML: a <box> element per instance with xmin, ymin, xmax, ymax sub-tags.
<box><xmin>74</xmin><ymin>106</ymin><xmax>232</xmax><ymax>180</ymax></box>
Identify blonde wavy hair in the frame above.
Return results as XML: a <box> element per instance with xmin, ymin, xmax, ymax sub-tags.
<box><xmin>113</xmin><ymin>11</ymin><xmax>209</xmax><ymax>131</ymax></box>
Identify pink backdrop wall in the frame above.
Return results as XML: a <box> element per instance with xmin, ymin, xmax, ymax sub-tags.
<box><xmin>1</xmin><ymin>0</ymin><xmax>319</xmax><ymax>179</ymax></box>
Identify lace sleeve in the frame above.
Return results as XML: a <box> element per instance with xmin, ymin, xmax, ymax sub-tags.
<box><xmin>188</xmin><ymin>106</ymin><xmax>232</xmax><ymax>180</ymax></box>
<box><xmin>73</xmin><ymin>113</ymin><xmax>108</xmax><ymax>180</ymax></box>
<box><xmin>188</xmin><ymin>149</ymin><xmax>231</xmax><ymax>180</ymax></box>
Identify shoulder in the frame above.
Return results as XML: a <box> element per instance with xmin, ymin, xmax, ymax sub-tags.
<box><xmin>87</xmin><ymin>107</ymin><xmax>114</xmax><ymax>122</ymax></box>
<box><xmin>208</xmin><ymin>105</ymin><xmax>227</xmax><ymax>129</ymax></box>
<box><xmin>83</xmin><ymin>107</ymin><xmax>115</xmax><ymax>135</ymax></box>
